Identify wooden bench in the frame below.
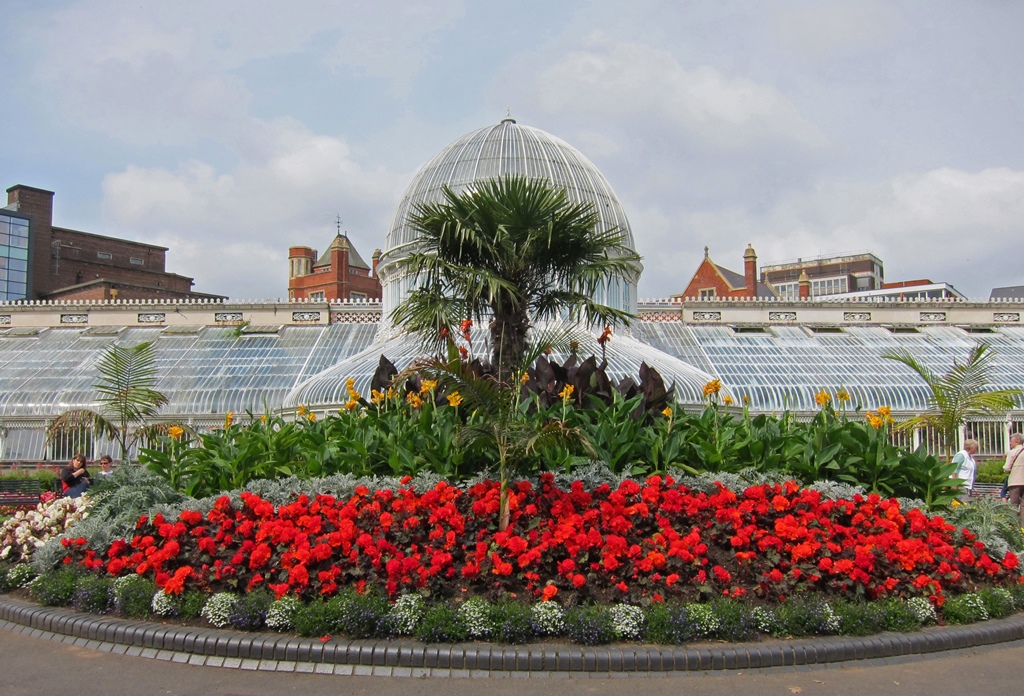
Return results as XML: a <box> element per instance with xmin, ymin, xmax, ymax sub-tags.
<box><xmin>0</xmin><ymin>479</ymin><xmax>46</xmax><ymax>508</ymax></box>
<box><xmin>969</xmin><ymin>482</ymin><xmax>1005</xmax><ymax>500</ymax></box>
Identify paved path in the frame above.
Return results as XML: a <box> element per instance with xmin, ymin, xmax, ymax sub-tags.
<box><xmin>3</xmin><ymin>622</ymin><xmax>1024</xmax><ymax>696</ymax></box>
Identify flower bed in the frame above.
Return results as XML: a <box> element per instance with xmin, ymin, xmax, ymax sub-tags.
<box><xmin>59</xmin><ymin>474</ymin><xmax>1019</xmax><ymax>607</ymax></box>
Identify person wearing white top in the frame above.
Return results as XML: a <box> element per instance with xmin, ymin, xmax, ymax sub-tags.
<box><xmin>951</xmin><ymin>439</ymin><xmax>979</xmax><ymax>501</ymax></box>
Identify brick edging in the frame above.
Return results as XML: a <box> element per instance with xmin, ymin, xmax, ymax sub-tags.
<box><xmin>3</xmin><ymin>595</ymin><xmax>1023</xmax><ymax>673</ymax></box>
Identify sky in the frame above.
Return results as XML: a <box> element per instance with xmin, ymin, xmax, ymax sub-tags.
<box><xmin>2</xmin><ymin>0</ymin><xmax>1023</xmax><ymax>301</ymax></box>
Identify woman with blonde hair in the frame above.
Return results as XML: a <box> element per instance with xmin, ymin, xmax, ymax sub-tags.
<box><xmin>951</xmin><ymin>439</ymin><xmax>979</xmax><ymax>501</ymax></box>
<box><xmin>1003</xmin><ymin>433</ymin><xmax>1024</xmax><ymax>521</ymax></box>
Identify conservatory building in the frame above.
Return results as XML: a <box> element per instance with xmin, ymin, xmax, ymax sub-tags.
<box><xmin>0</xmin><ymin>119</ymin><xmax>1022</xmax><ymax>463</ymax></box>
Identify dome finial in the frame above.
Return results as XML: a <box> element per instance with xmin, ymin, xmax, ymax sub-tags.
<box><xmin>501</xmin><ymin>107</ymin><xmax>516</xmax><ymax>124</ymax></box>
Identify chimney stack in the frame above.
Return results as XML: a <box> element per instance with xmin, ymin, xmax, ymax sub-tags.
<box><xmin>743</xmin><ymin>244</ymin><xmax>757</xmax><ymax>298</ymax></box>
<box><xmin>798</xmin><ymin>271</ymin><xmax>811</xmax><ymax>300</ymax></box>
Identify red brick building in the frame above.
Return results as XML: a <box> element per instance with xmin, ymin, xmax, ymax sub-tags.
<box><xmin>288</xmin><ymin>234</ymin><xmax>382</xmax><ymax>301</ymax></box>
<box><xmin>759</xmin><ymin>252</ymin><xmax>884</xmax><ymax>300</ymax></box>
<box><xmin>673</xmin><ymin>245</ymin><xmax>778</xmax><ymax>300</ymax></box>
<box><xmin>5</xmin><ymin>184</ymin><xmax>222</xmax><ymax>302</ymax></box>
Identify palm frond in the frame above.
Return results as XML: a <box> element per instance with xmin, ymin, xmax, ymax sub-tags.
<box><xmin>47</xmin><ymin>409</ymin><xmax>117</xmax><ymax>441</ymax></box>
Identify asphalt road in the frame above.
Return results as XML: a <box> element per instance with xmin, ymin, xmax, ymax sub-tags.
<box><xmin>2</xmin><ymin>625</ymin><xmax>1021</xmax><ymax>696</ymax></box>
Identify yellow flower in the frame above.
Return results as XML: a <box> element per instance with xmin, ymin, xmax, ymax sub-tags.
<box><xmin>877</xmin><ymin>405</ymin><xmax>891</xmax><ymax>418</ymax></box>
<box><xmin>836</xmin><ymin>389</ymin><xmax>851</xmax><ymax>404</ymax></box>
<box><xmin>662</xmin><ymin>407</ymin><xmax>672</xmax><ymax>418</ymax></box>
<box><xmin>296</xmin><ymin>405</ymin><xmax>308</xmax><ymax>417</ymax></box>
<box><xmin>814</xmin><ymin>390</ymin><xmax>831</xmax><ymax>407</ymax></box>
<box><xmin>723</xmin><ymin>395</ymin><xmax>734</xmax><ymax>406</ymax></box>
<box><xmin>307</xmin><ymin>412</ymin><xmax>317</xmax><ymax>422</ymax></box>
<box><xmin>951</xmin><ymin>499</ymin><xmax>962</xmax><ymax>508</ymax></box>
<box><xmin>168</xmin><ymin>425</ymin><xmax>184</xmax><ymax>440</ymax></box>
<box><xmin>420</xmin><ymin>379</ymin><xmax>438</xmax><ymax>395</ymax></box>
<box><xmin>866</xmin><ymin>411</ymin><xmax>883</xmax><ymax>429</ymax></box>
<box><xmin>743</xmin><ymin>395</ymin><xmax>750</xmax><ymax>405</ymax></box>
<box><xmin>520</xmin><ymin>372</ymin><xmax>530</xmax><ymax>385</ymax></box>
<box><xmin>371</xmin><ymin>389</ymin><xmax>386</xmax><ymax>405</ymax></box>
<box><xmin>559</xmin><ymin>384</ymin><xmax>575</xmax><ymax>401</ymax></box>
<box><xmin>224</xmin><ymin>411</ymin><xmax>234</xmax><ymax>427</ymax></box>
<box><xmin>406</xmin><ymin>392</ymin><xmax>423</xmax><ymax>408</ymax></box>
<box><xmin>703</xmin><ymin>379</ymin><xmax>722</xmax><ymax>397</ymax></box>
<box><xmin>346</xmin><ymin>378</ymin><xmax>360</xmax><ymax>401</ymax></box>
<box><xmin>260</xmin><ymin>414</ymin><xmax>267</xmax><ymax>423</ymax></box>
<box><xmin>446</xmin><ymin>392</ymin><xmax>463</xmax><ymax>407</ymax></box>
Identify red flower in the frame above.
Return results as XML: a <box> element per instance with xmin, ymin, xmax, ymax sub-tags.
<box><xmin>541</xmin><ymin>585</ymin><xmax>558</xmax><ymax>601</ymax></box>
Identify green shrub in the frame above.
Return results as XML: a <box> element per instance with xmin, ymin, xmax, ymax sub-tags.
<box><xmin>228</xmin><ymin>589</ymin><xmax>274</xmax><ymax>631</ymax></box>
<box><xmin>416</xmin><ymin>603</ymin><xmax>469</xmax><ymax>643</ymax></box>
<box><xmin>708</xmin><ymin>598</ymin><xmax>759</xmax><ymax>642</ymax></box>
<box><xmin>979</xmin><ymin>588</ymin><xmax>1016</xmax><ymax>619</ymax></box>
<box><xmin>114</xmin><ymin>575</ymin><xmax>158</xmax><ymax>618</ymax></box>
<box><xmin>564</xmin><ymin>605</ymin><xmax>615</xmax><ymax>645</ymax></box>
<box><xmin>833</xmin><ymin>600</ymin><xmax>888</xmax><ymax>636</ymax></box>
<box><xmin>28</xmin><ymin>568</ymin><xmax>80</xmax><ymax>606</ymax></box>
<box><xmin>645</xmin><ymin>602</ymin><xmax>699</xmax><ymax>644</ymax></box>
<box><xmin>72</xmin><ymin>575</ymin><xmax>113</xmax><ymax>614</ymax></box>
<box><xmin>490</xmin><ymin>599</ymin><xmax>534</xmax><ymax>644</ymax></box>
<box><xmin>292</xmin><ymin>597</ymin><xmax>338</xmax><ymax>638</ymax></box>
<box><xmin>975</xmin><ymin>459</ymin><xmax>1007</xmax><ymax>484</ymax></box>
<box><xmin>877</xmin><ymin>598</ymin><xmax>922</xmax><ymax>633</ymax></box>
<box><xmin>774</xmin><ymin>597</ymin><xmax>840</xmax><ymax>637</ymax></box>
<box><xmin>942</xmin><ymin>593</ymin><xmax>989</xmax><ymax>624</ymax></box>
<box><xmin>179</xmin><ymin>590</ymin><xmax>207</xmax><ymax>620</ymax></box>
<box><xmin>334</xmin><ymin>590</ymin><xmax>390</xmax><ymax>639</ymax></box>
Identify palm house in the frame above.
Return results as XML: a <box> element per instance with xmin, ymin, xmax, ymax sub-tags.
<box><xmin>0</xmin><ymin>119</ymin><xmax>1023</xmax><ymax>463</ymax></box>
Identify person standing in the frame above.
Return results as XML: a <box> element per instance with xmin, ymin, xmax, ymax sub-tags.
<box><xmin>951</xmin><ymin>439</ymin><xmax>979</xmax><ymax>501</ymax></box>
<box><xmin>1003</xmin><ymin>433</ymin><xmax>1024</xmax><ymax>520</ymax></box>
<box><xmin>60</xmin><ymin>453</ymin><xmax>91</xmax><ymax>498</ymax></box>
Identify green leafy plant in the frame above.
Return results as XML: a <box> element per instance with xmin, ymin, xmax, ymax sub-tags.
<box><xmin>884</xmin><ymin>343</ymin><xmax>1021</xmax><ymax>461</ymax></box>
<box><xmin>48</xmin><ymin>341</ymin><xmax>170</xmax><ymax>463</ymax></box>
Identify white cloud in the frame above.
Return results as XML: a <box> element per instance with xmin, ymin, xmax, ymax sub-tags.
<box><xmin>31</xmin><ymin>0</ymin><xmax>466</xmax><ymax>142</ymax></box>
<box><xmin>101</xmin><ymin>119</ymin><xmax>405</xmax><ymax>298</ymax></box>
<box><xmin>533</xmin><ymin>36</ymin><xmax>828</xmax><ymax>150</ymax></box>
<box><xmin>635</xmin><ymin>167</ymin><xmax>1024</xmax><ymax>300</ymax></box>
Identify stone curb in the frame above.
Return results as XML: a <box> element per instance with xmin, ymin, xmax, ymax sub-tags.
<box><xmin>3</xmin><ymin>595</ymin><xmax>1024</xmax><ymax>674</ymax></box>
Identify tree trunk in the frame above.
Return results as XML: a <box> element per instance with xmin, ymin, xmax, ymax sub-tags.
<box><xmin>490</xmin><ymin>306</ymin><xmax>530</xmax><ymax>384</ymax></box>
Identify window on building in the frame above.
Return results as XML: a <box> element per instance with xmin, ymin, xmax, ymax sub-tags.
<box><xmin>130</xmin><ymin>257</ymin><xmax>144</xmax><ymax>265</ymax></box>
<box><xmin>308</xmin><ymin>291</ymin><xmax>326</xmax><ymax>301</ymax></box>
<box><xmin>698</xmin><ymin>288</ymin><xmax>716</xmax><ymax>299</ymax></box>
<box><xmin>97</xmin><ymin>251</ymin><xmax>112</xmax><ymax>260</ymax></box>
<box><xmin>349</xmin><ymin>291</ymin><xmax>367</xmax><ymax>300</ymax></box>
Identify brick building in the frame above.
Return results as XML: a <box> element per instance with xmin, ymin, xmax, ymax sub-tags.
<box><xmin>4</xmin><ymin>184</ymin><xmax>222</xmax><ymax>302</ymax></box>
<box><xmin>673</xmin><ymin>245</ymin><xmax>778</xmax><ymax>300</ymax></box>
<box><xmin>288</xmin><ymin>234</ymin><xmax>382</xmax><ymax>301</ymax></box>
<box><xmin>760</xmin><ymin>251</ymin><xmax>884</xmax><ymax>300</ymax></box>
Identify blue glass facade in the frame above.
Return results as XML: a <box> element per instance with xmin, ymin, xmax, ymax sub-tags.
<box><xmin>0</xmin><ymin>212</ymin><xmax>30</xmax><ymax>301</ymax></box>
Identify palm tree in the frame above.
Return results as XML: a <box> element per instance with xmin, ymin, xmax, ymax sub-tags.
<box><xmin>390</xmin><ymin>176</ymin><xmax>642</xmax><ymax>381</ymax></box>
<box><xmin>883</xmin><ymin>342</ymin><xmax>1021</xmax><ymax>460</ymax></box>
<box><xmin>48</xmin><ymin>341</ymin><xmax>169</xmax><ymax>464</ymax></box>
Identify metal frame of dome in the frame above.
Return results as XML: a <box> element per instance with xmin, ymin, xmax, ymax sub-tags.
<box><xmin>376</xmin><ymin>118</ymin><xmax>641</xmax><ymax>327</ymax></box>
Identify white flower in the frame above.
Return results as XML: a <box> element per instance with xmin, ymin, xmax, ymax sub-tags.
<box><xmin>457</xmin><ymin>597</ymin><xmax>492</xmax><ymax>639</ymax></box>
<box><xmin>151</xmin><ymin>590</ymin><xmax>178</xmax><ymax>617</ymax></box>
<box><xmin>608</xmin><ymin>604</ymin><xmax>645</xmax><ymax>640</ymax></box>
<box><xmin>266</xmin><ymin>596</ymin><xmax>302</xmax><ymax>631</ymax></box>
<box><xmin>531</xmin><ymin>601</ymin><xmax>565</xmax><ymax>636</ymax></box>
<box><xmin>388</xmin><ymin>594</ymin><xmax>425</xmax><ymax>635</ymax></box>
<box><xmin>201</xmin><ymin>592</ymin><xmax>239</xmax><ymax>628</ymax></box>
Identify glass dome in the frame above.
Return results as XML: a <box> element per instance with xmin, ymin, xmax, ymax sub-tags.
<box><xmin>377</xmin><ymin>118</ymin><xmax>640</xmax><ymax>325</ymax></box>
